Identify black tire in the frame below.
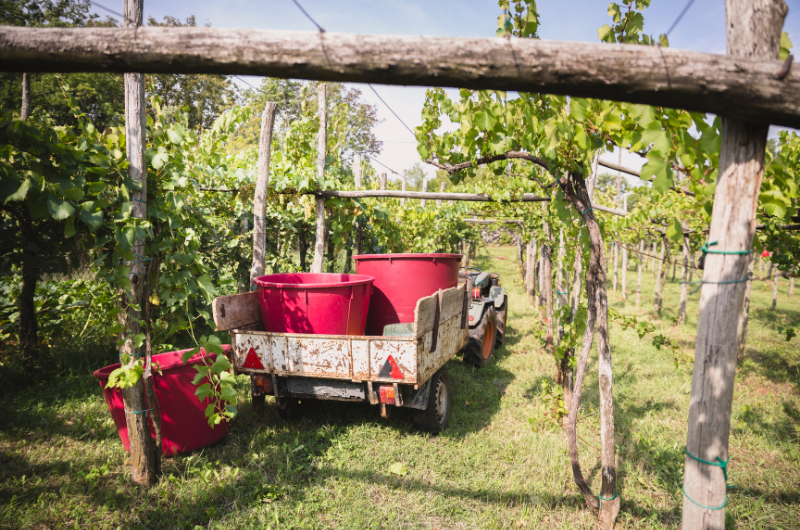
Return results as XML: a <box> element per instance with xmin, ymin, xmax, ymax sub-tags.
<box><xmin>276</xmin><ymin>397</ymin><xmax>308</xmax><ymax>420</ymax></box>
<box><xmin>465</xmin><ymin>306</ymin><xmax>497</xmax><ymax>368</ymax></box>
<box><xmin>251</xmin><ymin>393</ymin><xmax>266</xmax><ymax>410</ymax></box>
<box><xmin>495</xmin><ymin>295</ymin><xmax>508</xmax><ymax>347</ymax></box>
<box><xmin>413</xmin><ymin>366</ymin><xmax>451</xmax><ymax>434</ymax></box>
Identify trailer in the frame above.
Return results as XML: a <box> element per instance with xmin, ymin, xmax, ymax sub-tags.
<box><xmin>211</xmin><ymin>285</ymin><xmax>469</xmax><ymax>433</ymax></box>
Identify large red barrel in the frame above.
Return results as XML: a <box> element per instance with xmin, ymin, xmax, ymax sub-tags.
<box><xmin>93</xmin><ymin>347</ymin><xmax>231</xmax><ymax>455</ymax></box>
<box><xmin>354</xmin><ymin>253</ymin><xmax>462</xmax><ymax>336</ymax></box>
<box><xmin>254</xmin><ymin>273</ymin><xmax>374</xmax><ymax>335</ymax></box>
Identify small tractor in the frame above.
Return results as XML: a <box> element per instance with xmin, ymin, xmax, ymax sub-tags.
<box><xmin>459</xmin><ymin>267</ymin><xmax>507</xmax><ymax>367</ymax></box>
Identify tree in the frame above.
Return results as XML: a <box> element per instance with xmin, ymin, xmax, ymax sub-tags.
<box><xmin>145</xmin><ymin>16</ymin><xmax>239</xmax><ymax>131</ymax></box>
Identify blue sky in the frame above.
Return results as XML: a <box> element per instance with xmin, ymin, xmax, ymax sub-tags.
<box><xmin>96</xmin><ymin>0</ymin><xmax>799</xmax><ymax>181</ymax></box>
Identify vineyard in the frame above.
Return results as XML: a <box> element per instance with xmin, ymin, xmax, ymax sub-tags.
<box><xmin>1</xmin><ymin>0</ymin><xmax>799</xmax><ymax>529</ymax></box>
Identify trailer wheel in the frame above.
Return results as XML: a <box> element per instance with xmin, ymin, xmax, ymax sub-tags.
<box><xmin>465</xmin><ymin>306</ymin><xmax>497</xmax><ymax>367</ymax></box>
<box><xmin>251</xmin><ymin>393</ymin><xmax>266</xmax><ymax>410</ymax></box>
<box><xmin>413</xmin><ymin>366</ymin><xmax>451</xmax><ymax>434</ymax></box>
<box><xmin>276</xmin><ymin>397</ymin><xmax>307</xmax><ymax>420</ymax></box>
<box><xmin>495</xmin><ymin>295</ymin><xmax>508</xmax><ymax>348</ymax></box>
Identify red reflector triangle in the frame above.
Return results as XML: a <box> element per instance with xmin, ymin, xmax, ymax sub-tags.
<box><xmin>243</xmin><ymin>347</ymin><xmax>264</xmax><ymax>370</ymax></box>
<box><xmin>387</xmin><ymin>355</ymin><xmax>404</xmax><ymax>379</ymax></box>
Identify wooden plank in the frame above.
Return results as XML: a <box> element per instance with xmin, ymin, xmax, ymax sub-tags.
<box><xmin>315</xmin><ymin>190</ymin><xmax>547</xmax><ymax>201</ymax></box>
<box><xmin>413</xmin><ymin>286</ymin><xmax>465</xmax><ymax>338</ymax></box>
<box><xmin>1</xmin><ymin>27</ymin><xmax>798</xmax><ymax>127</ymax></box>
<box><xmin>212</xmin><ymin>291</ymin><xmax>261</xmax><ymax>331</ymax></box>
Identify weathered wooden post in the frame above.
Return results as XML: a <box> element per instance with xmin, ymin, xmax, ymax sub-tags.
<box><xmin>636</xmin><ymin>238</ymin><xmax>643</xmax><ymax>309</ymax></box>
<box><xmin>678</xmin><ymin>235</ymin><xmax>690</xmax><ymax>325</ymax></box>
<box><xmin>250</xmin><ymin>103</ymin><xmax>278</xmax><ymax>287</ymax></box>
<box><xmin>354</xmin><ymin>154</ymin><xmax>363</xmax><ymax>256</ymax></box>
<box><xmin>379</xmin><ymin>172</ymin><xmax>387</xmax><ymax>191</ymax></box>
<box><xmin>437</xmin><ymin>182</ymin><xmax>446</xmax><ymax>207</ymax></box>
<box><xmin>119</xmin><ymin>0</ymin><xmax>155</xmax><ymax>487</ymax></box>
<box><xmin>654</xmin><ymin>237</ymin><xmax>665</xmax><ymax>311</ymax></box>
<box><xmin>420</xmin><ymin>179</ymin><xmax>428</xmax><ymax>208</ymax></box>
<box><xmin>401</xmin><ymin>169</ymin><xmax>407</xmax><ymax>207</ymax></box>
<box><xmin>311</xmin><ymin>84</ymin><xmax>327</xmax><ymax>273</ymax></box>
<box><xmin>657</xmin><ymin>237</ymin><xmax>670</xmax><ymax>316</ymax></box>
<box><xmin>771</xmin><ymin>267</ymin><xmax>779</xmax><ymax>310</ymax></box>
<box><xmin>20</xmin><ymin>72</ymin><xmax>30</xmax><ymax>120</ymax></box>
<box><xmin>682</xmin><ymin>1</ymin><xmax>787</xmax><ymax>526</ymax></box>
<box><xmin>621</xmin><ymin>196</ymin><xmax>628</xmax><ymax>300</ymax></box>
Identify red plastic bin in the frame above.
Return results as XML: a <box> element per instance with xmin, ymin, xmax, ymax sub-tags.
<box><xmin>354</xmin><ymin>253</ymin><xmax>462</xmax><ymax>336</ymax></box>
<box><xmin>254</xmin><ymin>273</ymin><xmax>374</xmax><ymax>336</ymax></box>
<box><xmin>93</xmin><ymin>346</ymin><xmax>231</xmax><ymax>456</ymax></box>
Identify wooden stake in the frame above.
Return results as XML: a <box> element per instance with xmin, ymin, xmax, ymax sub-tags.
<box><xmin>20</xmin><ymin>72</ymin><xmax>30</xmax><ymax>121</ymax></box>
<box><xmin>437</xmin><ymin>181</ymin><xmax>446</xmax><ymax>207</ymax></box>
<box><xmin>654</xmin><ymin>238</ymin><xmax>665</xmax><ymax>312</ymax></box>
<box><xmin>657</xmin><ymin>237</ymin><xmax>670</xmax><ymax>316</ymax></box>
<box><xmin>420</xmin><ymin>179</ymin><xmax>428</xmax><ymax>207</ymax></box>
<box><xmin>401</xmin><ymin>169</ymin><xmax>406</xmax><ymax>207</ymax></box>
<box><xmin>737</xmin><ymin>255</ymin><xmax>756</xmax><ymax>364</ymax></box>
<box><xmin>682</xmin><ymin>2</ymin><xmax>787</xmax><ymax>526</ymax></box>
<box><xmin>250</xmin><ymin>102</ymin><xmax>278</xmax><ymax>288</ymax></box>
<box><xmin>678</xmin><ymin>235</ymin><xmax>689</xmax><ymax>325</ymax></box>
<box><xmin>354</xmin><ymin>154</ymin><xmax>363</xmax><ymax>255</ymax></box>
<box><xmin>379</xmin><ymin>172</ymin><xmax>386</xmax><ymax>191</ymax></box>
<box><xmin>621</xmin><ymin>240</ymin><xmax>628</xmax><ymax>300</ymax></box>
<box><xmin>311</xmin><ymin>84</ymin><xmax>326</xmax><ymax>273</ymax></box>
<box><xmin>120</xmin><ymin>0</ymin><xmax>155</xmax><ymax>487</ymax></box>
<box><xmin>612</xmin><ymin>241</ymin><xmax>618</xmax><ymax>293</ymax></box>
<box><xmin>636</xmin><ymin>238</ymin><xmax>643</xmax><ymax>309</ymax></box>
<box><xmin>771</xmin><ymin>267</ymin><xmax>779</xmax><ymax>310</ymax></box>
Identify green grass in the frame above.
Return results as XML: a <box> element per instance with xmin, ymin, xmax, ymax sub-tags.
<box><xmin>1</xmin><ymin>246</ymin><xmax>799</xmax><ymax>529</ymax></box>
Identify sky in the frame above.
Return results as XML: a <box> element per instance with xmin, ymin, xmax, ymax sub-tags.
<box><xmin>94</xmin><ymin>0</ymin><xmax>800</xmax><ymax>185</ymax></box>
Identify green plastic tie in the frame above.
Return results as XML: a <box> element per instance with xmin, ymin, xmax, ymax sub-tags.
<box><xmin>598</xmin><ymin>491</ymin><xmax>618</xmax><ymax>508</ymax></box>
<box><xmin>682</xmin><ymin>446</ymin><xmax>733</xmax><ymax>510</ymax></box>
<box><xmin>688</xmin><ymin>275</ymin><xmax>751</xmax><ymax>295</ymax></box>
<box><xmin>119</xmin><ymin>352</ymin><xmax>144</xmax><ymax>359</ymax></box>
<box><xmin>131</xmin><ymin>198</ymin><xmax>147</xmax><ymax>203</ymax></box>
<box><xmin>124</xmin><ymin>406</ymin><xmax>154</xmax><ymax>415</ymax></box>
<box><xmin>556</xmin><ymin>290</ymin><xmax>570</xmax><ymax>295</ymax></box>
<box><xmin>581</xmin><ymin>207</ymin><xmax>593</xmax><ymax>216</ymax></box>
<box><xmin>701</xmin><ymin>241</ymin><xmax>751</xmax><ymax>256</ymax></box>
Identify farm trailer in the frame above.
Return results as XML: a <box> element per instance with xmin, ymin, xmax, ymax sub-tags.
<box><xmin>212</xmin><ymin>285</ymin><xmax>469</xmax><ymax>433</ymax></box>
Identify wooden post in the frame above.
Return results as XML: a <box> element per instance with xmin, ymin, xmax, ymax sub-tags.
<box><xmin>654</xmin><ymin>238</ymin><xmax>665</xmax><ymax>312</ymax></box>
<box><xmin>612</xmin><ymin>241</ymin><xmax>619</xmax><ymax>293</ymax></box>
<box><xmin>401</xmin><ymin>170</ymin><xmax>406</xmax><ymax>206</ymax></box>
<box><xmin>541</xmin><ymin>213</ymin><xmax>555</xmax><ymax>379</ymax></box>
<box><xmin>657</xmin><ymin>237</ymin><xmax>670</xmax><ymax>316</ymax></box>
<box><xmin>636</xmin><ymin>238</ymin><xmax>643</xmax><ymax>309</ymax></box>
<box><xmin>250</xmin><ymin>102</ymin><xmax>278</xmax><ymax>288</ymax></box>
<box><xmin>771</xmin><ymin>267</ymin><xmax>779</xmax><ymax>310</ymax></box>
<box><xmin>682</xmin><ymin>2</ymin><xmax>787</xmax><ymax>526</ymax></box>
<box><xmin>120</xmin><ymin>0</ymin><xmax>155</xmax><ymax>487</ymax></box>
<box><xmin>586</xmin><ymin>152</ymin><xmax>598</xmax><ymax>199</ymax></box>
<box><xmin>20</xmin><ymin>72</ymin><xmax>30</xmax><ymax>120</ymax></box>
<box><xmin>650</xmin><ymin>240</ymin><xmax>657</xmax><ymax>275</ymax></box>
<box><xmin>621</xmin><ymin>241</ymin><xmax>628</xmax><ymax>300</ymax></box>
<box><xmin>437</xmin><ymin>182</ymin><xmax>447</xmax><ymax>207</ymax></box>
<box><xmin>678</xmin><ymin>235</ymin><xmax>690</xmax><ymax>325</ymax></box>
<box><xmin>790</xmin><ymin>276</ymin><xmax>795</xmax><ymax>297</ymax></box>
<box><xmin>420</xmin><ymin>179</ymin><xmax>428</xmax><ymax>207</ymax></box>
<box><xmin>354</xmin><ymin>154</ymin><xmax>363</xmax><ymax>256</ymax></box>
<box><xmin>311</xmin><ymin>84</ymin><xmax>327</xmax><ymax>273</ymax></box>
<box><xmin>737</xmin><ymin>255</ymin><xmax>756</xmax><ymax>364</ymax></box>
<box><xmin>379</xmin><ymin>172</ymin><xmax>387</xmax><ymax>190</ymax></box>
<box><xmin>526</xmin><ymin>238</ymin><xmax>535</xmax><ymax>303</ymax></box>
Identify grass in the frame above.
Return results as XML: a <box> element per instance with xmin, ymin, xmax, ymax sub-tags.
<box><xmin>1</xmin><ymin>245</ymin><xmax>799</xmax><ymax>529</ymax></box>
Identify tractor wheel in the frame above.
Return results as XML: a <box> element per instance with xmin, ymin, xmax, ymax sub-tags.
<box><xmin>495</xmin><ymin>295</ymin><xmax>508</xmax><ymax>347</ymax></box>
<box><xmin>465</xmin><ymin>306</ymin><xmax>497</xmax><ymax>368</ymax></box>
<box><xmin>413</xmin><ymin>366</ymin><xmax>451</xmax><ymax>434</ymax></box>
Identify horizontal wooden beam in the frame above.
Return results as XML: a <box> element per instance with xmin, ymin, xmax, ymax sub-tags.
<box><xmin>314</xmin><ymin>189</ymin><xmax>548</xmax><ymax>202</ymax></box>
<box><xmin>0</xmin><ymin>27</ymin><xmax>798</xmax><ymax>127</ymax></box>
<box><xmin>464</xmin><ymin>218</ymin><xmax>523</xmax><ymax>225</ymax></box>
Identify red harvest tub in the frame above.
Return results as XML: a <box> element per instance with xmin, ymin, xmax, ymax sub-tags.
<box><xmin>254</xmin><ymin>273</ymin><xmax>374</xmax><ymax>335</ymax></box>
<box><xmin>93</xmin><ymin>346</ymin><xmax>231</xmax><ymax>456</ymax></box>
<box><xmin>354</xmin><ymin>253</ymin><xmax>462</xmax><ymax>336</ymax></box>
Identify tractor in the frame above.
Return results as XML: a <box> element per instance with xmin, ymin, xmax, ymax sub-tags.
<box><xmin>459</xmin><ymin>267</ymin><xmax>507</xmax><ymax>367</ymax></box>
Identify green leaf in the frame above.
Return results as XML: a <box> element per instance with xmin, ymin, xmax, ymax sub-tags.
<box><xmin>87</xmin><ymin>182</ymin><xmax>107</xmax><ymax>195</ymax></box>
<box><xmin>597</xmin><ymin>24</ymin><xmax>615</xmax><ymax>42</ymax></box>
<box><xmin>220</xmin><ymin>386</ymin><xmax>237</xmax><ymax>403</ymax></box>
<box><xmin>570</xmin><ymin>98</ymin><xmax>589</xmax><ymax>122</ymax></box>
<box><xmin>666</xmin><ymin>216</ymin><xmax>683</xmax><ymax>243</ymax></box>
<box><xmin>1</xmin><ymin>177</ymin><xmax>31</xmax><ymax>204</ymax></box>
<box><xmin>64</xmin><ymin>216</ymin><xmax>76</xmax><ymax>238</ymax></box>
<box><xmin>167</xmin><ymin>125</ymin><xmax>185</xmax><ymax>145</ymax></box>
<box><xmin>151</xmin><ymin>147</ymin><xmax>169</xmax><ymax>170</ymax></box>
<box><xmin>195</xmin><ymin>383</ymin><xmax>212</xmax><ymax>402</ymax></box>
<box><xmin>641</xmin><ymin>121</ymin><xmax>670</xmax><ymax>155</ymax></box>
<box><xmin>63</xmin><ymin>188</ymin><xmax>85</xmax><ymax>201</ymax></box>
<box><xmin>196</xmin><ymin>275</ymin><xmax>217</xmax><ymax>304</ymax></box>
<box><xmin>474</xmin><ymin>111</ymin><xmax>496</xmax><ymax>131</ymax></box>
<box><xmin>46</xmin><ymin>194</ymin><xmax>76</xmax><ymax>221</ymax></box>
<box><xmin>389</xmin><ymin>463</ymin><xmax>408</xmax><ymax>476</ymax></box>
<box><xmin>79</xmin><ymin>209</ymin><xmax>104</xmax><ymax>232</ymax></box>
<box><xmin>641</xmin><ymin>155</ymin><xmax>673</xmax><ymax>194</ymax></box>
<box><xmin>210</xmin><ymin>355</ymin><xmax>232</xmax><ymax>374</ymax></box>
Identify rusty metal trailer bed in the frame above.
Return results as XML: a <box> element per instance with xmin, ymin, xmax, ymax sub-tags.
<box><xmin>212</xmin><ymin>285</ymin><xmax>469</xmax><ymax>432</ymax></box>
